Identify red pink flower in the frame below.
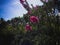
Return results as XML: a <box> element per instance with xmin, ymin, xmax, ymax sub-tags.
<box><xmin>30</xmin><ymin>16</ymin><xmax>39</xmax><ymax>23</ymax></box>
<box><xmin>25</xmin><ymin>24</ymin><xmax>32</xmax><ymax>31</ymax></box>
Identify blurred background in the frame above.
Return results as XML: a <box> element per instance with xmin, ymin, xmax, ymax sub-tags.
<box><xmin>0</xmin><ymin>0</ymin><xmax>43</xmax><ymax>20</ymax></box>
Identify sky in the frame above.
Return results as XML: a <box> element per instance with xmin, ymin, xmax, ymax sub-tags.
<box><xmin>0</xmin><ymin>0</ymin><xmax>43</xmax><ymax>20</ymax></box>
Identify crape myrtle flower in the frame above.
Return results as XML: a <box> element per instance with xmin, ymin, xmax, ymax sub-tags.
<box><xmin>30</xmin><ymin>16</ymin><xmax>39</xmax><ymax>23</ymax></box>
<box><xmin>25</xmin><ymin>24</ymin><xmax>32</xmax><ymax>31</ymax></box>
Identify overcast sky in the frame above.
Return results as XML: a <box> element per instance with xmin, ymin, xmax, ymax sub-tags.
<box><xmin>0</xmin><ymin>0</ymin><xmax>43</xmax><ymax>20</ymax></box>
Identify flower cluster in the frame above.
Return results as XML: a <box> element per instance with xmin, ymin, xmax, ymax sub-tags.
<box><xmin>30</xmin><ymin>16</ymin><xmax>39</xmax><ymax>23</ymax></box>
<box><xmin>25</xmin><ymin>16</ymin><xmax>39</xmax><ymax>31</ymax></box>
<box><xmin>20</xmin><ymin>0</ymin><xmax>39</xmax><ymax>31</ymax></box>
<box><xmin>25</xmin><ymin>24</ymin><xmax>32</xmax><ymax>31</ymax></box>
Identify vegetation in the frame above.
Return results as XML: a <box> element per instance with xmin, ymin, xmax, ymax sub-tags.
<box><xmin>0</xmin><ymin>0</ymin><xmax>60</xmax><ymax>45</ymax></box>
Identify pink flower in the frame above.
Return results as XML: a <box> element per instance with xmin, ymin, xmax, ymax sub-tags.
<box><xmin>30</xmin><ymin>16</ymin><xmax>39</xmax><ymax>23</ymax></box>
<box><xmin>25</xmin><ymin>24</ymin><xmax>32</xmax><ymax>31</ymax></box>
